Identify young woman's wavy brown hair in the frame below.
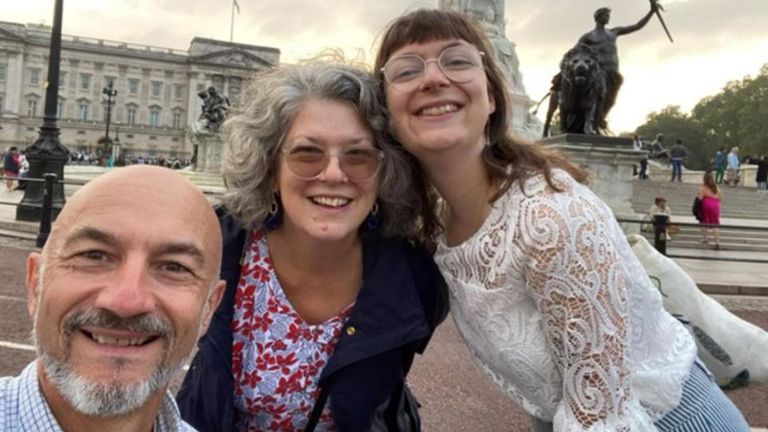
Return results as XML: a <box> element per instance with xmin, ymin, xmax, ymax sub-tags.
<box><xmin>703</xmin><ymin>171</ymin><xmax>719</xmax><ymax>195</ymax></box>
<box><xmin>374</xmin><ymin>9</ymin><xmax>588</xmax><ymax>237</ymax></box>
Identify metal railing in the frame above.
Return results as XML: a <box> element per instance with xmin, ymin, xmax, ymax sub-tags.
<box><xmin>617</xmin><ymin>216</ymin><xmax>768</xmax><ymax>264</ymax></box>
<box><xmin>5</xmin><ymin>176</ymin><xmax>766</xmax><ymax>263</ymax></box>
<box><xmin>0</xmin><ymin>173</ymin><xmax>86</xmax><ymax>247</ymax></box>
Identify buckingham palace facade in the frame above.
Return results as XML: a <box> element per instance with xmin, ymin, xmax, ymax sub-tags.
<box><xmin>0</xmin><ymin>21</ymin><xmax>279</xmax><ymax>160</ymax></box>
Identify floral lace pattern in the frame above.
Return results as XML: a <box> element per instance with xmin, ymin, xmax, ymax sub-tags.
<box><xmin>231</xmin><ymin>230</ymin><xmax>351</xmax><ymax>432</ymax></box>
<box><xmin>436</xmin><ymin>170</ymin><xmax>696</xmax><ymax>431</ymax></box>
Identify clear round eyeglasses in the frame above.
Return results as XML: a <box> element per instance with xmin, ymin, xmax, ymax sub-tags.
<box><xmin>281</xmin><ymin>144</ymin><xmax>384</xmax><ymax>182</ymax></box>
<box><xmin>380</xmin><ymin>44</ymin><xmax>485</xmax><ymax>92</ymax></box>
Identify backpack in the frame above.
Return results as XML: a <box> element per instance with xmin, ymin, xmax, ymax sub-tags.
<box><xmin>691</xmin><ymin>197</ymin><xmax>702</xmax><ymax>221</ymax></box>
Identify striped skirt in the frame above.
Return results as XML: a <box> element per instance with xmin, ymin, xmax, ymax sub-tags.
<box><xmin>530</xmin><ymin>359</ymin><xmax>749</xmax><ymax>431</ymax></box>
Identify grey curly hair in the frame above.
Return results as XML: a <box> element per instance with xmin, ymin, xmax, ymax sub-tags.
<box><xmin>221</xmin><ymin>58</ymin><xmax>423</xmax><ymax>238</ymax></box>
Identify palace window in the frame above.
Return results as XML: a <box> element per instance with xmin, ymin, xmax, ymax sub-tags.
<box><xmin>172</xmin><ymin>110</ymin><xmax>182</xmax><ymax>129</ymax></box>
<box><xmin>0</xmin><ymin>64</ymin><xmax>6</xmax><ymax>81</ymax></box>
<box><xmin>128</xmin><ymin>79</ymin><xmax>140</xmax><ymax>95</ymax></box>
<box><xmin>78</xmin><ymin>102</ymin><xmax>89</xmax><ymax>121</ymax></box>
<box><xmin>79</xmin><ymin>73</ymin><xmax>91</xmax><ymax>91</ymax></box>
<box><xmin>29</xmin><ymin>68</ymin><xmax>41</xmax><ymax>86</ymax></box>
<box><xmin>151</xmin><ymin>81</ymin><xmax>162</xmax><ymax>97</ymax></box>
<box><xmin>27</xmin><ymin>99</ymin><xmax>38</xmax><ymax>117</ymax></box>
<box><xmin>149</xmin><ymin>107</ymin><xmax>161</xmax><ymax>127</ymax></box>
<box><xmin>127</xmin><ymin>107</ymin><xmax>136</xmax><ymax>126</ymax></box>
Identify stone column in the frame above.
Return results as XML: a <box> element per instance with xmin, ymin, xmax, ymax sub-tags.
<box><xmin>5</xmin><ymin>49</ymin><xmax>24</xmax><ymax>118</ymax></box>
<box><xmin>186</xmin><ymin>71</ymin><xmax>200</xmax><ymax>125</ymax></box>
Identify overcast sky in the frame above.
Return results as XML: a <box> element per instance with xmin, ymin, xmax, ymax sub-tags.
<box><xmin>4</xmin><ymin>0</ymin><xmax>767</xmax><ymax>133</ymax></box>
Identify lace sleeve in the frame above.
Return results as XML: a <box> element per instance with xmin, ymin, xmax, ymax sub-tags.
<box><xmin>518</xmin><ymin>188</ymin><xmax>656</xmax><ymax>431</ymax></box>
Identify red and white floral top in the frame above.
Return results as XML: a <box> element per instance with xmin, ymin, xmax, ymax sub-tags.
<box><xmin>231</xmin><ymin>230</ymin><xmax>353</xmax><ymax>432</ymax></box>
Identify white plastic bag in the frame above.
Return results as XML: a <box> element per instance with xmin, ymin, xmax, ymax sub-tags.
<box><xmin>627</xmin><ymin>234</ymin><xmax>768</xmax><ymax>386</ymax></box>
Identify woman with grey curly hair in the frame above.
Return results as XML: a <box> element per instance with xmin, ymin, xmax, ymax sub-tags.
<box><xmin>178</xmin><ymin>59</ymin><xmax>448</xmax><ymax>432</ymax></box>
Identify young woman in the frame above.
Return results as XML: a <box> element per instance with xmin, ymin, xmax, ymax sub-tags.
<box><xmin>375</xmin><ymin>9</ymin><xmax>748</xmax><ymax>431</ymax></box>
<box><xmin>177</xmin><ymin>59</ymin><xmax>448</xmax><ymax>432</ymax></box>
<box><xmin>698</xmin><ymin>171</ymin><xmax>723</xmax><ymax>248</ymax></box>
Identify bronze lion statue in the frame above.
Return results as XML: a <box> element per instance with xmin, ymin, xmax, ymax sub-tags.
<box><xmin>542</xmin><ymin>44</ymin><xmax>607</xmax><ymax>136</ymax></box>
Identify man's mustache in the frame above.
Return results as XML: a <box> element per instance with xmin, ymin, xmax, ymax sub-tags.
<box><xmin>62</xmin><ymin>308</ymin><xmax>174</xmax><ymax>342</ymax></box>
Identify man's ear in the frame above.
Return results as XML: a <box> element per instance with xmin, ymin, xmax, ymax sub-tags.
<box><xmin>201</xmin><ymin>280</ymin><xmax>226</xmax><ymax>333</ymax></box>
<box><xmin>26</xmin><ymin>253</ymin><xmax>42</xmax><ymax>319</ymax></box>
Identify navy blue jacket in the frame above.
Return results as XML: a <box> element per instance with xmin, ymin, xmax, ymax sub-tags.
<box><xmin>177</xmin><ymin>210</ymin><xmax>449</xmax><ymax>431</ymax></box>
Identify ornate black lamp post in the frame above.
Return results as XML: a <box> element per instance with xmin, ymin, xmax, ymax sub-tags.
<box><xmin>101</xmin><ymin>81</ymin><xmax>117</xmax><ymax>165</ymax></box>
<box><xmin>16</xmin><ymin>0</ymin><xmax>69</xmax><ymax>222</ymax></box>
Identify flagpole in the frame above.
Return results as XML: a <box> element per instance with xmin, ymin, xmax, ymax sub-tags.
<box><xmin>230</xmin><ymin>1</ymin><xmax>234</xmax><ymax>41</ymax></box>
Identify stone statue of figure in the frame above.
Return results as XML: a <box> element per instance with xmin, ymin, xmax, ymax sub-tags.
<box><xmin>197</xmin><ymin>86</ymin><xmax>230</xmax><ymax>131</ymax></box>
<box><xmin>577</xmin><ymin>2</ymin><xmax>659</xmax><ymax>128</ymax></box>
<box><xmin>439</xmin><ymin>0</ymin><xmax>526</xmax><ymax>95</ymax></box>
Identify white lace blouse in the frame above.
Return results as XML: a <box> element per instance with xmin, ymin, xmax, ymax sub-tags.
<box><xmin>435</xmin><ymin>170</ymin><xmax>696</xmax><ymax>431</ymax></box>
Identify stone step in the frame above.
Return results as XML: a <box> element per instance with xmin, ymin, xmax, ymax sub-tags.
<box><xmin>632</xmin><ymin>181</ymin><xmax>768</xmax><ymax>218</ymax></box>
<box><xmin>639</xmin><ymin>231</ymin><xmax>768</xmax><ymax>253</ymax></box>
<box><xmin>672</xmin><ymin>237</ymin><xmax>768</xmax><ymax>248</ymax></box>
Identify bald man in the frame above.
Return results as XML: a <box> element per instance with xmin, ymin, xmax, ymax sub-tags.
<box><xmin>0</xmin><ymin>166</ymin><xmax>225</xmax><ymax>432</ymax></box>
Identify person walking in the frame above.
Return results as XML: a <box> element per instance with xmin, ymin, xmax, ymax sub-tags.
<box><xmin>669</xmin><ymin>139</ymin><xmax>686</xmax><ymax>182</ymax></box>
<box><xmin>3</xmin><ymin>146</ymin><xmax>20</xmax><ymax>191</ymax></box>
<box><xmin>698</xmin><ymin>172</ymin><xmax>722</xmax><ymax>248</ymax></box>
<box><xmin>726</xmin><ymin>146</ymin><xmax>740</xmax><ymax>186</ymax></box>
<box><xmin>714</xmin><ymin>147</ymin><xmax>727</xmax><ymax>184</ymax></box>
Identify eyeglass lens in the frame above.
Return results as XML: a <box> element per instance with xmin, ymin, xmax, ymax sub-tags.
<box><xmin>383</xmin><ymin>45</ymin><xmax>483</xmax><ymax>90</ymax></box>
<box><xmin>284</xmin><ymin>145</ymin><xmax>382</xmax><ymax>181</ymax></box>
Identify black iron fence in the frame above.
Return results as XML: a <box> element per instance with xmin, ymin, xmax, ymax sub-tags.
<box><xmin>617</xmin><ymin>216</ymin><xmax>768</xmax><ymax>264</ymax></box>
<box><xmin>2</xmin><ymin>172</ymin><xmax>220</xmax><ymax>248</ymax></box>
<box><xmin>0</xmin><ymin>173</ymin><xmax>86</xmax><ymax>247</ymax></box>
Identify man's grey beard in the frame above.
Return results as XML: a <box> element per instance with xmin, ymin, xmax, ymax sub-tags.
<box><xmin>33</xmin><ymin>307</ymin><xmax>183</xmax><ymax>417</ymax></box>
<box><xmin>39</xmin><ymin>351</ymin><xmax>182</xmax><ymax>417</ymax></box>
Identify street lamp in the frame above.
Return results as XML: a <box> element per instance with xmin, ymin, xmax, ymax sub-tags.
<box><xmin>101</xmin><ymin>80</ymin><xmax>117</xmax><ymax>165</ymax></box>
<box><xmin>16</xmin><ymin>0</ymin><xmax>69</xmax><ymax>222</ymax></box>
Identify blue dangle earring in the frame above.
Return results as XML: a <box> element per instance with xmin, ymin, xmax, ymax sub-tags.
<box><xmin>365</xmin><ymin>202</ymin><xmax>380</xmax><ymax>230</ymax></box>
<box><xmin>264</xmin><ymin>192</ymin><xmax>281</xmax><ymax>230</ymax></box>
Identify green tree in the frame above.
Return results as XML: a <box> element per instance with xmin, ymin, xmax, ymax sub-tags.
<box><xmin>635</xmin><ymin>64</ymin><xmax>768</xmax><ymax>168</ymax></box>
<box><xmin>693</xmin><ymin>64</ymin><xmax>768</xmax><ymax>160</ymax></box>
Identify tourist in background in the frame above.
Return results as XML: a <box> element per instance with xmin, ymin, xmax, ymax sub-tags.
<box><xmin>756</xmin><ymin>155</ymin><xmax>768</xmax><ymax>193</ymax></box>
<box><xmin>3</xmin><ymin>146</ymin><xmax>20</xmax><ymax>191</ymax></box>
<box><xmin>669</xmin><ymin>138</ymin><xmax>685</xmax><ymax>182</ymax></box>
<box><xmin>633</xmin><ymin>134</ymin><xmax>649</xmax><ymax>180</ymax></box>
<box><xmin>714</xmin><ymin>147</ymin><xmax>727</xmax><ymax>184</ymax></box>
<box><xmin>698</xmin><ymin>171</ymin><xmax>722</xmax><ymax>249</ymax></box>
<box><xmin>177</xmin><ymin>58</ymin><xmax>448</xmax><ymax>432</ymax></box>
<box><xmin>16</xmin><ymin>151</ymin><xmax>29</xmax><ymax>190</ymax></box>
<box><xmin>375</xmin><ymin>8</ymin><xmax>748</xmax><ymax>431</ymax></box>
<box><xmin>648</xmin><ymin>196</ymin><xmax>675</xmax><ymax>240</ymax></box>
<box><xmin>726</xmin><ymin>146</ymin><xmax>740</xmax><ymax>186</ymax></box>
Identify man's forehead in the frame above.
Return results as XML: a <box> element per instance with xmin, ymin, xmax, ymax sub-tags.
<box><xmin>51</xmin><ymin>191</ymin><xmax>212</xmax><ymax>251</ymax></box>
